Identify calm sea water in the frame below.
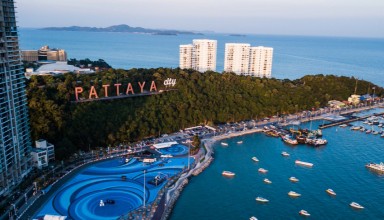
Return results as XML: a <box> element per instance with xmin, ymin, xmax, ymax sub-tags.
<box><xmin>18</xmin><ymin>29</ymin><xmax>384</xmax><ymax>86</ymax></box>
<box><xmin>171</xmin><ymin>109</ymin><xmax>384</xmax><ymax>220</ymax></box>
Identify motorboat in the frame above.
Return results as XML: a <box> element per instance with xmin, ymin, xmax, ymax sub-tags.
<box><xmin>372</xmin><ymin>131</ymin><xmax>379</xmax><ymax>135</ymax></box>
<box><xmin>237</xmin><ymin>141</ymin><xmax>243</xmax><ymax>144</ymax></box>
<box><xmin>282</xmin><ymin>135</ymin><xmax>298</xmax><ymax>145</ymax></box>
<box><xmin>365</xmin><ymin>162</ymin><xmax>384</xmax><ymax>173</ymax></box>
<box><xmin>295</xmin><ymin>160</ymin><xmax>313</xmax><ymax>167</ymax></box>
<box><xmin>360</xmin><ymin>127</ymin><xmax>366</xmax><ymax>132</ymax></box>
<box><xmin>288</xmin><ymin>191</ymin><xmax>301</xmax><ymax>197</ymax></box>
<box><xmin>339</xmin><ymin>124</ymin><xmax>348</xmax><ymax>128</ymax></box>
<box><xmin>222</xmin><ymin>171</ymin><xmax>235</xmax><ymax>177</ymax></box>
<box><xmin>221</xmin><ymin>142</ymin><xmax>228</xmax><ymax>146</ymax></box>
<box><xmin>252</xmin><ymin>157</ymin><xmax>259</xmax><ymax>162</ymax></box>
<box><xmin>258</xmin><ymin>168</ymin><xmax>268</xmax><ymax>173</ymax></box>
<box><xmin>296</xmin><ymin>135</ymin><xmax>307</xmax><ymax>144</ymax></box>
<box><xmin>281</xmin><ymin>151</ymin><xmax>290</xmax><ymax>157</ymax></box>
<box><xmin>350</xmin><ymin>126</ymin><xmax>360</xmax><ymax>131</ymax></box>
<box><xmin>326</xmin><ymin>189</ymin><xmax>336</xmax><ymax>196</ymax></box>
<box><xmin>249</xmin><ymin>217</ymin><xmax>258</xmax><ymax>220</ymax></box>
<box><xmin>299</xmin><ymin>210</ymin><xmax>310</xmax><ymax>217</ymax></box>
<box><xmin>289</xmin><ymin>177</ymin><xmax>299</xmax><ymax>182</ymax></box>
<box><xmin>381</xmin><ymin>133</ymin><xmax>384</xmax><ymax>137</ymax></box>
<box><xmin>255</xmin><ymin>197</ymin><xmax>269</xmax><ymax>203</ymax></box>
<box><xmin>366</xmin><ymin>129</ymin><xmax>372</xmax><ymax>134</ymax></box>
<box><xmin>350</xmin><ymin>202</ymin><xmax>364</xmax><ymax>209</ymax></box>
<box><xmin>263</xmin><ymin>178</ymin><xmax>272</xmax><ymax>184</ymax></box>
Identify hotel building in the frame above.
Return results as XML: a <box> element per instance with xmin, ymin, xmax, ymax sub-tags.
<box><xmin>179</xmin><ymin>39</ymin><xmax>217</xmax><ymax>72</ymax></box>
<box><xmin>224</xmin><ymin>43</ymin><xmax>250</xmax><ymax>75</ymax></box>
<box><xmin>248</xmin><ymin>46</ymin><xmax>273</xmax><ymax>78</ymax></box>
<box><xmin>22</xmin><ymin>45</ymin><xmax>67</xmax><ymax>62</ymax></box>
<box><xmin>0</xmin><ymin>0</ymin><xmax>33</xmax><ymax>195</ymax></box>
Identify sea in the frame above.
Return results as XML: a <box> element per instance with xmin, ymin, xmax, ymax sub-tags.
<box><xmin>18</xmin><ymin>29</ymin><xmax>384</xmax><ymax>87</ymax></box>
<box><xmin>171</xmin><ymin>108</ymin><xmax>384</xmax><ymax>220</ymax></box>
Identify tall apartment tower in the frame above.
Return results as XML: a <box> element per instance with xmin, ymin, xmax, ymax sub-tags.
<box><xmin>179</xmin><ymin>39</ymin><xmax>217</xmax><ymax>72</ymax></box>
<box><xmin>224</xmin><ymin>43</ymin><xmax>250</xmax><ymax>75</ymax></box>
<box><xmin>249</xmin><ymin>46</ymin><xmax>273</xmax><ymax>78</ymax></box>
<box><xmin>179</xmin><ymin>44</ymin><xmax>193</xmax><ymax>69</ymax></box>
<box><xmin>0</xmin><ymin>0</ymin><xmax>32</xmax><ymax>195</ymax></box>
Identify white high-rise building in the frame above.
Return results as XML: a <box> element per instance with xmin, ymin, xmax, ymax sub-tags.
<box><xmin>224</xmin><ymin>43</ymin><xmax>250</xmax><ymax>75</ymax></box>
<box><xmin>179</xmin><ymin>44</ymin><xmax>193</xmax><ymax>69</ymax></box>
<box><xmin>249</xmin><ymin>46</ymin><xmax>273</xmax><ymax>78</ymax></box>
<box><xmin>179</xmin><ymin>39</ymin><xmax>217</xmax><ymax>72</ymax></box>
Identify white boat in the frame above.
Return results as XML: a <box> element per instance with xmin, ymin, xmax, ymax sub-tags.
<box><xmin>295</xmin><ymin>160</ymin><xmax>314</xmax><ymax>167</ymax></box>
<box><xmin>252</xmin><ymin>157</ymin><xmax>259</xmax><ymax>162</ymax></box>
<box><xmin>372</xmin><ymin>131</ymin><xmax>379</xmax><ymax>135</ymax></box>
<box><xmin>360</xmin><ymin>127</ymin><xmax>366</xmax><ymax>132</ymax></box>
<box><xmin>289</xmin><ymin>177</ymin><xmax>299</xmax><ymax>182</ymax></box>
<box><xmin>378</xmin><ymin>123</ymin><xmax>383</xmax><ymax>127</ymax></box>
<box><xmin>350</xmin><ymin>202</ymin><xmax>364</xmax><ymax>209</ymax></box>
<box><xmin>249</xmin><ymin>217</ymin><xmax>258</xmax><ymax>220</ymax></box>
<box><xmin>288</xmin><ymin>191</ymin><xmax>301</xmax><ymax>197</ymax></box>
<box><xmin>282</xmin><ymin>135</ymin><xmax>298</xmax><ymax>145</ymax></box>
<box><xmin>339</xmin><ymin>124</ymin><xmax>348</xmax><ymax>128</ymax></box>
<box><xmin>365</xmin><ymin>162</ymin><xmax>384</xmax><ymax>173</ymax></box>
<box><xmin>255</xmin><ymin>197</ymin><xmax>269</xmax><ymax>203</ymax></box>
<box><xmin>222</xmin><ymin>171</ymin><xmax>235</xmax><ymax>177</ymax></box>
<box><xmin>281</xmin><ymin>151</ymin><xmax>290</xmax><ymax>157</ymax></box>
<box><xmin>263</xmin><ymin>178</ymin><xmax>272</xmax><ymax>184</ymax></box>
<box><xmin>258</xmin><ymin>168</ymin><xmax>268</xmax><ymax>173</ymax></box>
<box><xmin>237</xmin><ymin>141</ymin><xmax>243</xmax><ymax>144</ymax></box>
<box><xmin>381</xmin><ymin>133</ymin><xmax>384</xmax><ymax>137</ymax></box>
<box><xmin>351</xmin><ymin>126</ymin><xmax>360</xmax><ymax>131</ymax></box>
<box><xmin>366</xmin><ymin>129</ymin><xmax>372</xmax><ymax>134</ymax></box>
<box><xmin>299</xmin><ymin>210</ymin><xmax>310</xmax><ymax>217</ymax></box>
<box><xmin>326</xmin><ymin>189</ymin><xmax>336</xmax><ymax>196</ymax></box>
<box><xmin>221</xmin><ymin>142</ymin><xmax>228</xmax><ymax>146</ymax></box>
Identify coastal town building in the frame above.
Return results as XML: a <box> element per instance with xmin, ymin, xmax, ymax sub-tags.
<box><xmin>179</xmin><ymin>44</ymin><xmax>193</xmax><ymax>69</ymax></box>
<box><xmin>0</xmin><ymin>0</ymin><xmax>33</xmax><ymax>196</ymax></box>
<box><xmin>224</xmin><ymin>43</ymin><xmax>251</xmax><ymax>75</ymax></box>
<box><xmin>179</xmin><ymin>39</ymin><xmax>217</xmax><ymax>72</ymax></box>
<box><xmin>25</xmin><ymin>62</ymin><xmax>94</xmax><ymax>78</ymax></box>
<box><xmin>31</xmin><ymin>140</ymin><xmax>55</xmax><ymax>169</ymax></box>
<box><xmin>248</xmin><ymin>46</ymin><xmax>273</xmax><ymax>78</ymax></box>
<box><xmin>22</xmin><ymin>45</ymin><xmax>67</xmax><ymax>62</ymax></box>
<box><xmin>348</xmin><ymin>94</ymin><xmax>361</xmax><ymax>105</ymax></box>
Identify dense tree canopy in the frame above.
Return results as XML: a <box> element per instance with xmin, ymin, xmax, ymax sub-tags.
<box><xmin>26</xmin><ymin>68</ymin><xmax>383</xmax><ymax>160</ymax></box>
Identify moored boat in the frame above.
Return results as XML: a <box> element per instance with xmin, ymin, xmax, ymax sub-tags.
<box><xmin>351</xmin><ymin>126</ymin><xmax>361</xmax><ymax>131</ymax></box>
<box><xmin>296</xmin><ymin>135</ymin><xmax>307</xmax><ymax>144</ymax></box>
<box><xmin>221</xmin><ymin>142</ymin><xmax>228</xmax><ymax>146</ymax></box>
<box><xmin>288</xmin><ymin>191</ymin><xmax>301</xmax><ymax>197</ymax></box>
<box><xmin>249</xmin><ymin>217</ymin><xmax>258</xmax><ymax>220</ymax></box>
<box><xmin>289</xmin><ymin>176</ymin><xmax>299</xmax><ymax>182</ymax></box>
<box><xmin>299</xmin><ymin>210</ymin><xmax>310</xmax><ymax>217</ymax></box>
<box><xmin>295</xmin><ymin>160</ymin><xmax>314</xmax><ymax>167</ymax></box>
<box><xmin>339</xmin><ymin>124</ymin><xmax>348</xmax><ymax>128</ymax></box>
<box><xmin>326</xmin><ymin>188</ymin><xmax>336</xmax><ymax>196</ymax></box>
<box><xmin>237</xmin><ymin>140</ymin><xmax>243</xmax><ymax>144</ymax></box>
<box><xmin>222</xmin><ymin>171</ymin><xmax>235</xmax><ymax>177</ymax></box>
<box><xmin>366</xmin><ymin>129</ymin><xmax>372</xmax><ymax>134</ymax></box>
<box><xmin>372</xmin><ymin>131</ymin><xmax>379</xmax><ymax>135</ymax></box>
<box><xmin>282</xmin><ymin>135</ymin><xmax>298</xmax><ymax>145</ymax></box>
<box><xmin>350</xmin><ymin>202</ymin><xmax>364</xmax><ymax>209</ymax></box>
<box><xmin>252</xmin><ymin>157</ymin><xmax>259</xmax><ymax>162</ymax></box>
<box><xmin>281</xmin><ymin>151</ymin><xmax>290</xmax><ymax>157</ymax></box>
<box><xmin>258</xmin><ymin>168</ymin><xmax>268</xmax><ymax>173</ymax></box>
<box><xmin>255</xmin><ymin>197</ymin><xmax>269</xmax><ymax>203</ymax></box>
<box><xmin>365</xmin><ymin>162</ymin><xmax>384</xmax><ymax>173</ymax></box>
<box><xmin>360</xmin><ymin>127</ymin><xmax>366</xmax><ymax>132</ymax></box>
<box><xmin>263</xmin><ymin>178</ymin><xmax>272</xmax><ymax>184</ymax></box>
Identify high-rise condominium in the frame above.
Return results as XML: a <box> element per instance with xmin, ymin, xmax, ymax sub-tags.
<box><xmin>0</xmin><ymin>0</ymin><xmax>32</xmax><ymax>195</ymax></box>
<box><xmin>224</xmin><ymin>43</ymin><xmax>250</xmax><ymax>75</ymax></box>
<box><xmin>224</xmin><ymin>44</ymin><xmax>273</xmax><ymax>77</ymax></box>
<box><xmin>179</xmin><ymin>39</ymin><xmax>217</xmax><ymax>72</ymax></box>
<box><xmin>249</xmin><ymin>46</ymin><xmax>273</xmax><ymax>78</ymax></box>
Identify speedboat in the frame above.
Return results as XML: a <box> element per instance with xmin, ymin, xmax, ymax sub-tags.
<box><xmin>289</xmin><ymin>177</ymin><xmax>299</xmax><ymax>182</ymax></box>
<box><xmin>350</xmin><ymin>126</ymin><xmax>360</xmax><ymax>131</ymax></box>
<box><xmin>237</xmin><ymin>141</ymin><xmax>243</xmax><ymax>144</ymax></box>
<box><xmin>360</xmin><ymin>127</ymin><xmax>366</xmax><ymax>132</ymax></box>
<box><xmin>339</xmin><ymin>124</ymin><xmax>348</xmax><ymax>128</ymax></box>
<box><xmin>299</xmin><ymin>210</ymin><xmax>310</xmax><ymax>217</ymax></box>
<box><xmin>288</xmin><ymin>191</ymin><xmax>301</xmax><ymax>197</ymax></box>
<box><xmin>252</xmin><ymin>157</ymin><xmax>259</xmax><ymax>162</ymax></box>
<box><xmin>381</xmin><ymin>133</ymin><xmax>384</xmax><ymax>137</ymax></box>
<box><xmin>255</xmin><ymin>197</ymin><xmax>269</xmax><ymax>203</ymax></box>
<box><xmin>326</xmin><ymin>189</ymin><xmax>336</xmax><ymax>196</ymax></box>
<box><xmin>221</xmin><ymin>142</ymin><xmax>228</xmax><ymax>146</ymax></box>
<box><xmin>366</xmin><ymin>162</ymin><xmax>384</xmax><ymax>173</ymax></box>
<box><xmin>249</xmin><ymin>217</ymin><xmax>258</xmax><ymax>220</ymax></box>
<box><xmin>258</xmin><ymin>168</ymin><xmax>268</xmax><ymax>173</ymax></box>
<box><xmin>372</xmin><ymin>131</ymin><xmax>379</xmax><ymax>135</ymax></box>
<box><xmin>350</xmin><ymin>202</ymin><xmax>364</xmax><ymax>209</ymax></box>
<box><xmin>222</xmin><ymin>171</ymin><xmax>235</xmax><ymax>177</ymax></box>
<box><xmin>263</xmin><ymin>178</ymin><xmax>272</xmax><ymax>184</ymax></box>
<box><xmin>281</xmin><ymin>151</ymin><xmax>290</xmax><ymax>157</ymax></box>
<box><xmin>295</xmin><ymin>160</ymin><xmax>314</xmax><ymax>167</ymax></box>
<box><xmin>366</xmin><ymin>129</ymin><xmax>372</xmax><ymax>134</ymax></box>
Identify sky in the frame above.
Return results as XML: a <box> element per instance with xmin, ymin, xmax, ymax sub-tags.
<box><xmin>17</xmin><ymin>0</ymin><xmax>384</xmax><ymax>37</ymax></box>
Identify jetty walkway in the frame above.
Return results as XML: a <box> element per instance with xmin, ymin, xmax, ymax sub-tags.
<box><xmin>319</xmin><ymin>112</ymin><xmax>384</xmax><ymax>129</ymax></box>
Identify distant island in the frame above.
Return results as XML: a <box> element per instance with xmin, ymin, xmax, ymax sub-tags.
<box><xmin>41</xmin><ymin>24</ymin><xmax>203</xmax><ymax>36</ymax></box>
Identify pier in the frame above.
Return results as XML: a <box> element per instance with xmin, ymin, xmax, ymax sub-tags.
<box><xmin>319</xmin><ymin>112</ymin><xmax>384</xmax><ymax>129</ymax></box>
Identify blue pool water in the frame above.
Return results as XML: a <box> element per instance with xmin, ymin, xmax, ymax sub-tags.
<box><xmin>34</xmin><ymin>144</ymin><xmax>194</xmax><ymax>219</ymax></box>
<box><xmin>171</xmin><ymin>109</ymin><xmax>384</xmax><ymax>220</ymax></box>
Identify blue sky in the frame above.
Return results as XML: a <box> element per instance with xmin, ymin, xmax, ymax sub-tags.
<box><xmin>17</xmin><ymin>0</ymin><xmax>384</xmax><ymax>37</ymax></box>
